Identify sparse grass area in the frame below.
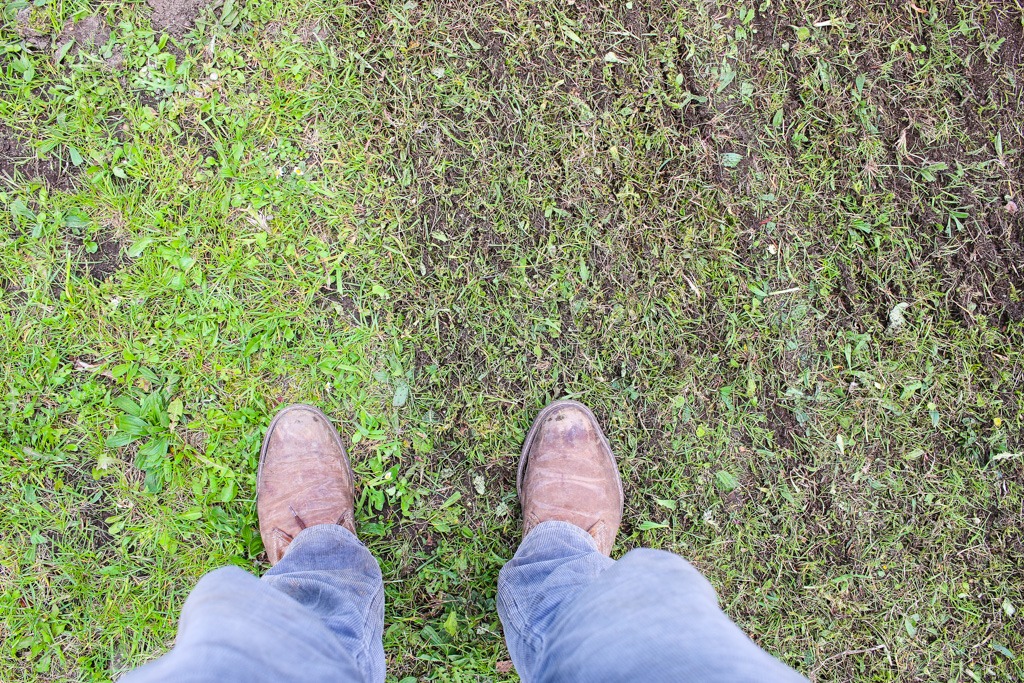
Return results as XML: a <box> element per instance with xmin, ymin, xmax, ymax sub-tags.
<box><xmin>1</xmin><ymin>0</ymin><xmax>1022</xmax><ymax>680</ymax></box>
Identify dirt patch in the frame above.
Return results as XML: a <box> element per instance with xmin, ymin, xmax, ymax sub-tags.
<box><xmin>148</xmin><ymin>0</ymin><xmax>214</xmax><ymax>36</ymax></box>
<box><xmin>931</xmin><ymin>209</ymin><xmax>1024</xmax><ymax>326</ymax></box>
<box><xmin>15</xmin><ymin>8</ymin><xmax>50</xmax><ymax>50</ymax></box>
<box><xmin>54</xmin><ymin>15</ymin><xmax>123</xmax><ymax>69</ymax></box>
<box><xmin>767</xmin><ymin>402</ymin><xmax>799</xmax><ymax>450</ymax></box>
<box><xmin>64</xmin><ymin>233</ymin><xmax>122</xmax><ymax>283</ymax></box>
<box><xmin>991</xmin><ymin>4</ymin><xmax>1023</xmax><ymax>67</ymax></box>
<box><xmin>0</xmin><ymin>125</ymin><xmax>78</xmax><ymax>192</ymax></box>
<box><xmin>315</xmin><ymin>284</ymin><xmax>362</xmax><ymax>323</ymax></box>
<box><xmin>83</xmin><ymin>236</ymin><xmax>123</xmax><ymax>282</ymax></box>
<box><xmin>56</xmin><ymin>16</ymin><xmax>110</xmax><ymax>56</ymax></box>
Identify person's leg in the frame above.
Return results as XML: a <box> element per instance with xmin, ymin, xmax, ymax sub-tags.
<box><xmin>121</xmin><ymin>525</ymin><xmax>382</xmax><ymax>682</ymax></box>
<box><xmin>262</xmin><ymin>524</ymin><xmax>385</xmax><ymax>681</ymax></box>
<box><xmin>497</xmin><ymin>521</ymin><xmax>613</xmax><ymax>675</ymax></box>
<box><xmin>499</xmin><ymin>400</ymin><xmax>806</xmax><ymax>682</ymax></box>
<box><xmin>498</xmin><ymin>521</ymin><xmax>805</xmax><ymax>683</ymax></box>
<box><xmin>121</xmin><ymin>405</ymin><xmax>385</xmax><ymax>683</ymax></box>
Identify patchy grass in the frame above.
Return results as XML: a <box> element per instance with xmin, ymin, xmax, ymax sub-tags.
<box><xmin>1</xmin><ymin>0</ymin><xmax>1022</xmax><ymax>680</ymax></box>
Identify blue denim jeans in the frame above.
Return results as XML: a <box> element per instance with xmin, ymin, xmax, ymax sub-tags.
<box><xmin>123</xmin><ymin>521</ymin><xmax>805</xmax><ymax>682</ymax></box>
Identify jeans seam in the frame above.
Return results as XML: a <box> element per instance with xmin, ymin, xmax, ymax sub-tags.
<box><xmin>498</xmin><ymin>577</ymin><xmax>543</xmax><ymax>668</ymax></box>
<box><xmin>356</xmin><ymin>584</ymin><xmax>385</xmax><ymax>680</ymax></box>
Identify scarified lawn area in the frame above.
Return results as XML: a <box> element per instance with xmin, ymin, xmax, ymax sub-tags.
<box><xmin>1</xmin><ymin>0</ymin><xmax>1022</xmax><ymax>680</ymax></box>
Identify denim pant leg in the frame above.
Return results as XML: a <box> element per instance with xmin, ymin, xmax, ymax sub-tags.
<box><xmin>121</xmin><ymin>525</ymin><xmax>384</xmax><ymax>683</ymax></box>
<box><xmin>497</xmin><ymin>520</ymin><xmax>807</xmax><ymax>683</ymax></box>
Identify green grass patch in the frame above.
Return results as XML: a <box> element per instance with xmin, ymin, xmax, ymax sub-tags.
<box><xmin>1</xmin><ymin>0</ymin><xmax>1022</xmax><ymax>680</ymax></box>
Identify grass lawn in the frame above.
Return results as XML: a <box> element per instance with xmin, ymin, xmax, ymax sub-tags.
<box><xmin>1</xmin><ymin>0</ymin><xmax>1022</xmax><ymax>680</ymax></box>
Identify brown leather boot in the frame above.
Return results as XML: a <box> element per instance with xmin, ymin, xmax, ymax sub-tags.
<box><xmin>517</xmin><ymin>400</ymin><xmax>624</xmax><ymax>555</ymax></box>
<box><xmin>257</xmin><ymin>404</ymin><xmax>355</xmax><ymax>565</ymax></box>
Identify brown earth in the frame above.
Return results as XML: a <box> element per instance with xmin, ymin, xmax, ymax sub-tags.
<box><xmin>148</xmin><ymin>0</ymin><xmax>214</xmax><ymax>36</ymax></box>
<box><xmin>82</xmin><ymin>236</ymin><xmax>123</xmax><ymax>282</ymax></box>
<box><xmin>14</xmin><ymin>8</ymin><xmax>50</xmax><ymax>50</ymax></box>
<box><xmin>54</xmin><ymin>15</ymin><xmax>124</xmax><ymax>69</ymax></box>
<box><xmin>56</xmin><ymin>16</ymin><xmax>110</xmax><ymax>57</ymax></box>
<box><xmin>0</xmin><ymin>125</ymin><xmax>77</xmax><ymax>191</ymax></box>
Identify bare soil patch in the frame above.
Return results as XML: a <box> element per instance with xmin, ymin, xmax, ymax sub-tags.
<box><xmin>0</xmin><ymin>125</ymin><xmax>77</xmax><ymax>191</ymax></box>
<box><xmin>82</xmin><ymin>236</ymin><xmax>123</xmax><ymax>282</ymax></box>
<box><xmin>148</xmin><ymin>0</ymin><xmax>214</xmax><ymax>36</ymax></box>
<box><xmin>56</xmin><ymin>16</ymin><xmax>110</xmax><ymax>56</ymax></box>
<box><xmin>15</xmin><ymin>8</ymin><xmax>50</xmax><ymax>50</ymax></box>
<box><xmin>55</xmin><ymin>15</ymin><xmax>123</xmax><ymax>69</ymax></box>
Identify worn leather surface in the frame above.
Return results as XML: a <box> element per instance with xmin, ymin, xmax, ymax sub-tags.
<box><xmin>257</xmin><ymin>405</ymin><xmax>355</xmax><ymax>565</ymax></box>
<box><xmin>518</xmin><ymin>401</ymin><xmax>624</xmax><ymax>555</ymax></box>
